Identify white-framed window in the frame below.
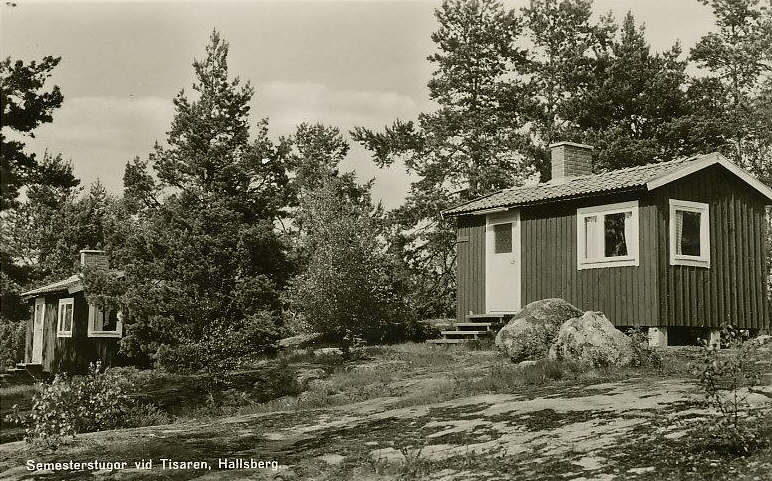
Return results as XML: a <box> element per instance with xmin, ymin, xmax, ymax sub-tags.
<box><xmin>577</xmin><ymin>200</ymin><xmax>640</xmax><ymax>270</ymax></box>
<box><xmin>57</xmin><ymin>298</ymin><xmax>74</xmax><ymax>337</ymax></box>
<box><xmin>87</xmin><ymin>304</ymin><xmax>123</xmax><ymax>338</ymax></box>
<box><xmin>669</xmin><ymin>199</ymin><xmax>710</xmax><ymax>268</ymax></box>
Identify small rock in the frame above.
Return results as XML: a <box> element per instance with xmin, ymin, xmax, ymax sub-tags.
<box><xmin>296</xmin><ymin>368</ymin><xmax>328</xmax><ymax>389</ymax></box>
<box><xmin>317</xmin><ymin>454</ymin><xmax>345</xmax><ymax>465</ymax></box>
<box><xmin>627</xmin><ymin>466</ymin><xmax>655</xmax><ymax>474</ymax></box>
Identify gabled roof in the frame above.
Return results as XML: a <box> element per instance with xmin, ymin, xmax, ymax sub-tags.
<box><xmin>443</xmin><ymin>153</ymin><xmax>772</xmax><ymax>216</ymax></box>
<box><xmin>21</xmin><ymin>274</ymin><xmax>83</xmax><ymax>298</ymax></box>
<box><xmin>21</xmin><ymin>270</ymin><xmax>124</xmax><ymax>300</ymax></box>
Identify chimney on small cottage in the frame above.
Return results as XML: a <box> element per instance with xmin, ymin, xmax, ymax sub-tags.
<box><xmin>80</xmin><ymin>249</ymin><xmax>109</xmax><ymax>270</ymax></box>
<box><xmin>549</xmin><ymin>141</ymin><xmax>593</xmax><ymax>182</ymax></box>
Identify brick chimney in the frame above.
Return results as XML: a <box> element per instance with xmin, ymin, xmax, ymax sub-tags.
<box><xmin>80</xmin><ymin>249</ymin><xmax>109</xmax><ymax>270</ymax></box>
<box><xmin>549</xmin><ymin>141</ymin><xmax>593</xmax><ymax>182</ymax></box>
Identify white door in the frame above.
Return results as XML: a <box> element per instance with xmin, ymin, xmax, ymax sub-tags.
<box><xmin>32</xmin><ymin>298</ymin><xmax>45</xmax><ymax>364</ymax></box>
<box><xmin>486</xmin><ymin>210</ymin><xmax>521</xmax><ymax>312</ymax></box>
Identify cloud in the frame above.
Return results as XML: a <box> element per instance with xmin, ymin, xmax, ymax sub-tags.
<box><xmin>23</xmin><ymin>83</ymin><xmax>421</xmax><ymax>207</ymax></box>
<box><xmin>254</xmin><ymin>81</ymin><xmax>425</xmax><ymax>136</ymax></box>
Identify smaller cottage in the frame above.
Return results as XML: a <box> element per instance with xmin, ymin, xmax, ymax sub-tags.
<box><xmin>20</xmin><ymin>250</ymin><xmax>123</xmax><ymax>373</ymax></box>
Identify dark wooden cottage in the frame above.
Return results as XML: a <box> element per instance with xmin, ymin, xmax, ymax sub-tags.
<box><xmin>20</xmin><ymin>250</ymin><xmax>123</xmax><ymax>373</ymax></box>
<box><xmin>443</xmin><ymin>143</ymin><xmax>772</xmax><ymax>346</ymax></box>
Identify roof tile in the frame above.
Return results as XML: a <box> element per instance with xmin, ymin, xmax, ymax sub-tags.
<box><xmin>444</xmin><ymin>156</ymin><xmax>697</xmax><ymax>215</ymax></box>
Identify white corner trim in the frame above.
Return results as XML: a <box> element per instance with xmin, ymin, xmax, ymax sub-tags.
<box><xmin>669</xmin><ymin>199</ymin><xmax>711</xmax><ymax>268</ymax></box>
<box><xmin>647</xmin><ymin>153</ymin><xmax>772</xmax><ymax>201</ymax></box>
<box><xmin>576</xmin><ymin>200</ymin><xmax>640</xmax><ymax>270</ymax></box>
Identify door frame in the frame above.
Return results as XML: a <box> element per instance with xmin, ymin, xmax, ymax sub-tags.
<box><xmin>32</xmin><ymin>297</ymin><xmax>45</xmax><ymax>364</ymax></box>
<box><xmin>485</xmin><ymin>209</ymin><xmax>521</xmax><ymax>313</ymax></box>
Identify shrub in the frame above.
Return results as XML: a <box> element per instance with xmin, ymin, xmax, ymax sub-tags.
<box><xmin>697</xmin><ymin>326</ymin><xmax>767</xmax><ymax>454</ymax></box>
<box><xmin>0</xmin><ymin>319</ymin><xmax>26</xmax><ymax>368</ymax></box>
<box><xmin>123</xmin><ymin>403</ymin><xmax>173</xmax><ymax>428</ymax></box>
<box><xmin>284</xmin><ymin>179</ymin><xmax>416</xmax><ymax>349</ymax></box>
<box><xmin>9</xmin><ymin>363</ymin><xmax>134</xmax><ymax>447</ymax></box>
<box><xmin>156</xmin><ymin>311</ymin><xmax>281</xmax><ymax>374</ymax></box>
<box><xmin>626</xmin><ymin>328</ymin><xmax>662</xmax><ymax>368</ymax></box>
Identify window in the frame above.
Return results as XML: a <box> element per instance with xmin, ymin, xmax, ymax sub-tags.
<box><xmin>494</xmin><ymin>223</ymin><xmax>513</xmax><ymax>253</ymax></box>
<box><xmin>669</xmin><ymin>199</ymin><xmax>710</xmax><ymax>267</ymax></box>
<box><xmin>577</xmin><ymin>201</ymin><xmax>639</xmax><ymax>269</ymax></box>
<box><xmin>88</xmin><ymin>304</ymin><xmax>123</xmax><ymax>338</ymax></box>
<box><xmin>57</xmin><ymin>298</ymin><xmax>74</xmax><ymax>337</ymax></box>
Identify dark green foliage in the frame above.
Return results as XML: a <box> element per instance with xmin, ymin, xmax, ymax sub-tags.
<box><xmin>154</xmin><ymin>312</ymin><xmax>282</xmax><ymax>374</ymax></box>
<box><xmin>689</xmin><ymin>0</ymin><xmax>772</xmax><ymax>179</ymax></box>
<box><xmin>0</xmin><ymin>319</ymin><xmax>26</xmax><ymax>368</ymax></box>
<box><xmin>285</xmin><ymin>178</ymin><xmax>416</xmax><ymax>347</ymax></box>
<box><xmin>519</xmin><ymin>0</ymin><xmax>615</xmax><ymax>179</ymax></box>
<box><xmin>352</xmin><ymin>0</ymin><xmax>529</xmax><ymax>319</ymax></box>
<box><xmin>99</xmin><ymin>31</ymin><xmax>294</xmax><ymax>366</ymax></box>
<box><xmin>0</xmin><ymin>56</ymin><xmax>77</xmax><ymax>211</ymax></box>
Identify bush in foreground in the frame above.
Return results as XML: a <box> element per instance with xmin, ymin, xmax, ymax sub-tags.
<box><xmin>0</xmin><ymin>318</ymin><xmax>26</xmax><ymax>368</ymax></box>
<box><xmin>696</xmin><ymin>326</ymin><xmax>768</xmax><ymax>454</ymax></box>
<box><xmin>6</xmin><ymin>363</ymin><xmax>134</xmax><ymax>447</ymax></box>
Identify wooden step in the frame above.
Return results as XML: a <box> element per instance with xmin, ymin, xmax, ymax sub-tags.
<box><xmin>466</xmin><ymin>312</ymin><xmax>516</xmax><ymax>318</ymax></box>
<box><xmin>426</xmin><ymin>338</ymin><xmax>464</xmax><ymax>344</ymax></box>
<box><xmin>442</xmin><ymin>330</ymin><xmax>488</xmax><ymax>337</ymax></box>
<box><xmin>453</xmin><ymin>322</ymin><xmax>493</xmax><ymax>331</ymax></box>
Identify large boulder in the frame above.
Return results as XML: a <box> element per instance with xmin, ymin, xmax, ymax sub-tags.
<box><xmin>548</xmin><ymin>311</ymin><xmax>633</xmax><ymax>367</ymax></box>
<box><xmin>495</xmin><ymin>298</ymin><xmax>583</xmax><ymax>362</ymax></box>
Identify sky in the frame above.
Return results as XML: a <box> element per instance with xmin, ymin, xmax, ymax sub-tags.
<box><xmin>1</xmin><ymin>0</ymin><xmax>716</xmax><ymax>208</ymax></box>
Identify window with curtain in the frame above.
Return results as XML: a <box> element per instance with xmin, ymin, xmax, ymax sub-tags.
<box><xmin>669</xmin><ymin>199</ymin><xmax>710</xmax><ymax>267</ymax></box>
<box><xmin>577</xmin><ymin>201</ymin><xmax>639</xmax><ymax>269</ymax></box>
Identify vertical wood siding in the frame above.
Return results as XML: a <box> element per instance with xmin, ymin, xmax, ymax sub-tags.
<box><xmin>29</xmin><ymin>291</ymin><xmax>120</xmax><ymax>372</ymax></box>
<box><xmin>520</xmin><ymin>193</ymin><xmax>660</xmax><ymax>326</ymax></box>
<box><xmin>654</xmin><ymin>165</ymin><xmax>769</xmax><ymax>329</ymax></box>
<box><xmin>455</xmin><ymin>164</ymin><xmax>769</xmax><ymax>330</ymax></box>
<box><xmin>456</xmin><ymin>215</ymin><xmax>486</xmax><ymax>322</ymax></box>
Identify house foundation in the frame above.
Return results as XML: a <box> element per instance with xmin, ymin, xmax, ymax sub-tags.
<box><xmin>709</xmin><ymin>329</ymin><xmax>721</xmax><ymax>349</ymax></box>
<box><xmin>647</xmin><ymin>327</ymin><xmax>668</xmax><ymax>347</ymax></box>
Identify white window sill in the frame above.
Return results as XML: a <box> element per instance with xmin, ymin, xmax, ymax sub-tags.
<box><xmin>671</xmin><ymin>256</ymin><xmax>710</xmax><ymax>268</ymax></box>
<box><xmin>57</xmin><ymin>332</ymin><xmax>72</xmax><ymax>338</ymax></box>
<box><xmin>578</xmin><ymin>257</ymin><xmax>639</xmax><ymax>270</ymax></box>
<box><xmin>88</xmin><ymin>331</ymin><xmax>122</xmax><ymax>338</ymax></box>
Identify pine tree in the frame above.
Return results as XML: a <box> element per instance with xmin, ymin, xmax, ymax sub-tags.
<box><xmin>352</xmin><ymin>0</ymin><xmax>529</xmax><ymax>317</ymax></box>
<box><xmin>690</xmin><ymin>0</ymin><xmax>772</xmax><ymax>175</ymax></box>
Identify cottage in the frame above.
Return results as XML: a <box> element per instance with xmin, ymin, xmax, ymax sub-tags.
<box><xmin>443</xmin><ymin>143</ymin><xmax>772</xmax><ymax>346</ymax></box>
<box><xmin>19</xmin><ymin>250</ymin><xmax>123</xmax><ymax>373</ymax></box>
